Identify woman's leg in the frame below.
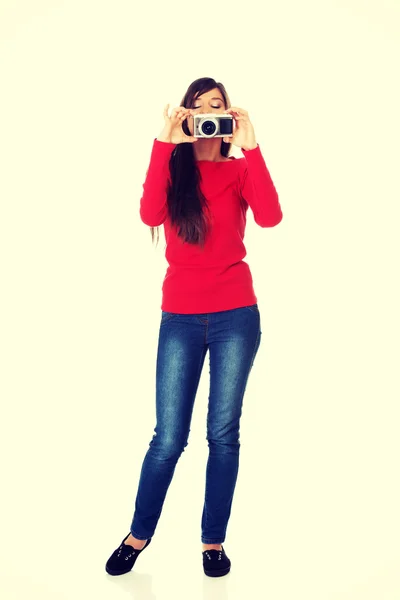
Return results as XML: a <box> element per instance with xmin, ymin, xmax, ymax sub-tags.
<box><xmin>130</xmin><ymin>311</ymin><xmax>208</xmax><ymax>541</ymax></box>
<box><xmin>201</xmin><ymin>305</ymin><xmax>262</xmax><ymax>545</ymax></box>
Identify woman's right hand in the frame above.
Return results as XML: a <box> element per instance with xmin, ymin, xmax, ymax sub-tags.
<box><xmin>157</xmin><ymin>104</ymin><xmax>198</xmax><ymax>144</ymax></box>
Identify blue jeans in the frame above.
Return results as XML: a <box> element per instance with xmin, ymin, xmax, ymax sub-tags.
<box><xmin>130</xmin><ymin>304</ymin><xmax>262</xmax><ymax>544</ymax></box>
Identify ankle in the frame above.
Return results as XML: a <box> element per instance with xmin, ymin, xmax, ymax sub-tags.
<box><xmin>125</xmin><ymin>534</ymin><xmax>147</xmax><ymax>549</ymax></box>
<box><xmin>203</xmin><ymin>543</ymin><xmax>222</xmax><ymax>551</ymax></box>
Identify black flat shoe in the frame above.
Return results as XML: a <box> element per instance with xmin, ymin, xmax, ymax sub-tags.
<box><xmin>202</xmin><ymin>545</ymin><xmax>231</xmax><ymax>577</ymax></box>
<box><xmin>105</xmin><ymin>533</ymin><xmax>152</xmax><ymax>576</ymax></box>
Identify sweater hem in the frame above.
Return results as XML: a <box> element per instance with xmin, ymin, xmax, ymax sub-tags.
<box><xmin>161</xmin><ymin>292</ymin><xmax>258</xmax><ymax>315</ymax></box>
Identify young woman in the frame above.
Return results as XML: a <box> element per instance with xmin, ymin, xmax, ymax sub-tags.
<box><xmin>105</xmin><ymin>77</ymin><xmax>283</xmax><ymax>578</ymax></box>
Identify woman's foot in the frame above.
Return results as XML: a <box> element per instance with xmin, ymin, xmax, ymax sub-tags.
<box><xmin>124</xmin><ymin>533</ymin><xmax>148</xmax><ymax>550</ymax></box>
<box><xmin>105</xmin><ymin>533</ymin><xmax>152</xmax><ymax>576</ymax></box>
<box><xmin>202</xmin><ymin>544</ymin><xmax>231</xmax><ymax>577</ymax></box>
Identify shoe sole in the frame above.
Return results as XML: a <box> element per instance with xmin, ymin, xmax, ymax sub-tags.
<box><xmin>105</xmin><ymin>565</ymin><xmax>133</xmax><ymax>576</ymax></box>
<box><xmin>204</xmin><ymin>566</ymin><xmax>231</xmax><ymax>577</ymax></box>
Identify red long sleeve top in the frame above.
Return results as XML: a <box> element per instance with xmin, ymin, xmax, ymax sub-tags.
<box><xmin>140</xmin><ymin>138</ymin><xmax>283</xmax><ymax>314</ymax></box>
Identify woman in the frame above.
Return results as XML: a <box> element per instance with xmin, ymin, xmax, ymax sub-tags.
<box><xmin>105</xmin><ymin>77</ymin><xmax>283</xmax><ymax>578</ymax></box>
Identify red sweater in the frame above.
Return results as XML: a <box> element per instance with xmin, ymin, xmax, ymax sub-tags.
<box><xmin>140</xmin><ymin>138</ymin><xmax>283</xmax><ymax>314</ymax></box>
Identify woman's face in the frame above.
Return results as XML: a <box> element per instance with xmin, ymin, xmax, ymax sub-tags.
<box><xmin>186</xmin><ymin>88</ymin><xmax>226</xmax><ymax>136</ymax></box>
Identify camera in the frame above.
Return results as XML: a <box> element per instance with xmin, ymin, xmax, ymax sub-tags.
<box><xmin>193</xmin><ymin>113</ymin><xmax>233</xmax><ymax>138</ymax></box>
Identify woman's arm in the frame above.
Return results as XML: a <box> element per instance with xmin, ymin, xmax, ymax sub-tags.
<box><xmin>139</xmin><ymin>138</ymin><xmax>176</xmax><ymax>227</ymax></box>
<box><xmin>240</xmin><ymin>144</ymin><xmax>283</xmax><ymax>228</ymax></box>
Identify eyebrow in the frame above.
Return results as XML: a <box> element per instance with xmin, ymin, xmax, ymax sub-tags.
<box><xmin>194</xmin><ymin>97</ymin><xmax>223</xmax><ymax>102</ymax></box>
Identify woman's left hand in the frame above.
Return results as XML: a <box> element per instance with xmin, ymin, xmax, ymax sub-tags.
<box><xmin>222</xmin><ymin>107</ymin><xmax>257</xmax><ymax>150</ymax></box>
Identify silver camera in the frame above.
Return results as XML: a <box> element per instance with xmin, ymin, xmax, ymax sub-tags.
<box><xmin>193</xmin><ymin>113</ymin><xmax>233</xmax><ymax>138</ymax></box>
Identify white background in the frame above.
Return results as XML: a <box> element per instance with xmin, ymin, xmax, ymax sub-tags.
<box><xmin>1</xmin><ymin>1</ymin><xmax>399</xmax><ymax>599</ymax></box>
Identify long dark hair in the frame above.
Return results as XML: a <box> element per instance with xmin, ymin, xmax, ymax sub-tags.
<box><xmin>150</xmin><ymin>77</ymin><xmax>232</xmax><ymax>249</ymax></box>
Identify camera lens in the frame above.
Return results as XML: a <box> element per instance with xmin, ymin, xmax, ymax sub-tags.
<box><xmin>200</xmin><ymin>120</ymin><xmax>216</xmax><ymax>136</ymax></box>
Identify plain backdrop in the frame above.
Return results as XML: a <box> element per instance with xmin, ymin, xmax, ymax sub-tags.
<box><xmin>1</xmin><ymin>1</ymin><xmax>399</xmax><ymax>599</ymax></box>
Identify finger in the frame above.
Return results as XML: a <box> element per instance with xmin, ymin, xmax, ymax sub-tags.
<box><xmin>227</xmin><ymin>106</ymin><xmax>248</xmax><ymax>115</ymax></box>
<box><xmin>179</xmin><ymin>110</ymin><xmax>191</xmax><ymax>119</ymax></box>
<box><xmin>225</xmin><ymin>113</ymin><xmax>244</xmax><ymax>122</ymax></box>
<box><xmin>227</xmin><ymin>114</ymin><xmax>242</xmax><ymax>122</ymax></box>
<box><xmin>173</xmin><ymin>107</ymin><xmax>190</xmax><ymax>119</ymax></box>
<box><xmin>223</xmin><ymin>109</ymin><xmax>243</xmax><ymax>121</ymax></box>
<box><xmin>226</xmin><ymin>111</ymin><xmax>247</xmax><ymax>121</ymax></box>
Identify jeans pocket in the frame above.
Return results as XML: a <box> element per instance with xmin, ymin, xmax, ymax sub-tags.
<box><xmin>161</xmin><ymin>311</ymin><xmax>176</xmax><ymax>324</ymax></box>
<box><xmin>244</xmin><ymin>304</ymin><xmax>259</xmax><ymax>314</ymax></box>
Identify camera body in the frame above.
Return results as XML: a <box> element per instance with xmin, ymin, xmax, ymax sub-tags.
<box><xmin>193</xmin><ymin>113</ymin><xmax>233</xmax><ymax>138</ymax></box>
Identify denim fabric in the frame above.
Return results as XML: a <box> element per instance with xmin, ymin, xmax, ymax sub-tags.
<box><xmin>130</xmin><ymin>304</ymin><xmax>262</xmax><ymax>544</ymax></box>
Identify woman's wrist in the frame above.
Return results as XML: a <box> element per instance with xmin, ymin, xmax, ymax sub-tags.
<box><xmin>242</xmin><ymin>143</ymin><xmax>258</xmax><ymax>151</ymax></box>
<box><xmin>157</xmin><ymin>126</ymin><xmax>174</xmax><ymax>144</ymax></box>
